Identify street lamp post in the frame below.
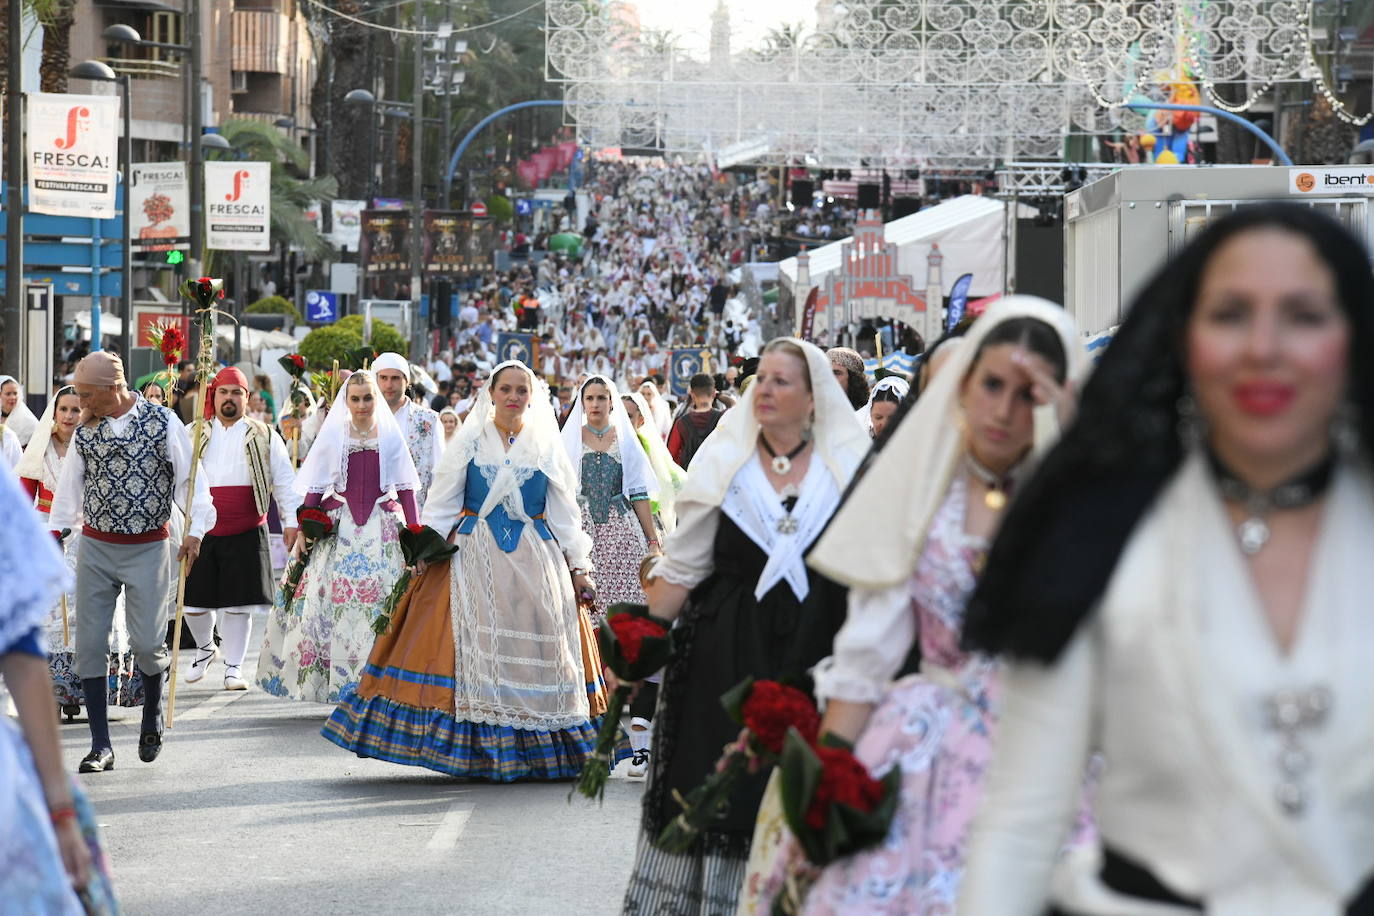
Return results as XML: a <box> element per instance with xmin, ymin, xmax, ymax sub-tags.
<box><xmin>4</xmin><ymin>0</ymin><xmax>25</xmax><ymax>384</ymax></box>
<box><xmin>410</xmin><ymin>0</ymin><xmax>424</xmax><ymax>360</ymax></box>
<box><xmin>70</xmin><ymin>61</ymin><xmax>133</xmax><ymax>362</ymax></box>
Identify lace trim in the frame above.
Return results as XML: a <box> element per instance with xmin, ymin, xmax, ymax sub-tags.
<box><xmin>648</xmin><ymin>556</ymin><xmax>708</xmax><ymax>590</ymax></box>
<box><xmin>810</xmin><ymin>655</ymin><xmax>887</xmax><ymax>705</ymax></box>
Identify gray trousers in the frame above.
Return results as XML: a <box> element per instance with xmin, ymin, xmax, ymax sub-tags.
<box><xmin>76</xmin><ymin>536</ymin><xmax>172</xmax><ymax>679</ymax></box>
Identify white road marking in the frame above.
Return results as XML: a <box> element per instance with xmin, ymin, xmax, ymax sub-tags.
<box><xmin>425</xmin><ymin>802</ymin><xmax>475</xmax><ymax>852</ymax></box>
<box><xmin>172</xmin><ymin>686</ymin><xmax>250</xmax><ymax>724</ymax></box>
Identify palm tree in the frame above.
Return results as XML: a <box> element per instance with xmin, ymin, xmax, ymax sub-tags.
<box><xmin>215</xmin><ymin>119</ymin><xmax>339</xmax><ymax>261</ymax></box>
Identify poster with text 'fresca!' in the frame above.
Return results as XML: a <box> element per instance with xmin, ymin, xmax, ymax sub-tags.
<box><xmin>26</xmin><ymin>93</ymin><xmax>119</xmax><ymax>219</ymax></box>
<box><xmin>205</xmin><ymin>160</ymin><xmax>271</xmax><ymax>251</ymax></box>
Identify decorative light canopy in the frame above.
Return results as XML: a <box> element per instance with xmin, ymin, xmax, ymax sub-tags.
<box><xmin>545</xmin><ymin>0</ymin><xmax>1370</xmax><ymax>166</ymax></box>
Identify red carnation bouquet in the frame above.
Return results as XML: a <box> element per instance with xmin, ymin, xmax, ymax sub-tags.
<box><xmin>278</xmin><ymin>352</ymin><xmax>307</xmax><ymax>380</ymax></box>
<box><xmin>280</xmin><ymin>505</ymin><xmax>337</xmax><ymax>613</ymax></box>
<box><xmin>179</xmin><ymin>276</ymin><xmax>225</xmax><ymax>309</ymax></box>
<box><xmin>372</xmin><ymin>524</ymin><xmax>458</xmax><ymax>635</ymax></box>
<box><xmin>148</xmin><ymin>320</ymin><xmax>186</xmax><ymax>369</ymax></box>
<box><xmin>571</xmin><ymin>603</ymin><xmax>674</xmax><ymax>802</ymax></box>
<box><xmin>778</xmin><ymin>730</ymin><xmax>899</xmax><ymax>867</ymax></box>
<box><xmin>656</xmin><ymin>677</ymin><xmax>820</xmax><ymax>853</ymax></box>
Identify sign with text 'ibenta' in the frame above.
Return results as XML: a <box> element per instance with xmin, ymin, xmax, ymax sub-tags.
<box><xmin>205</xmin><ymin>160</ymin><xmax>271</xmax><ymax>251</ymax></box>
<box><xmin>27</xmin><ymin>93</ymin><xmax>120</xmax><ymax>218</ymax></box>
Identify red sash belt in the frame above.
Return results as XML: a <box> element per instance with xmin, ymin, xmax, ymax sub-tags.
<box><xmin>208</xmin><ymin>485</ymin><xmax>266</xmax><ymax>537</ymax></box>
<box><xmin>83</xmin><ymin>523</ymin><xmax>169</xmax><ymax>544</ymax></box>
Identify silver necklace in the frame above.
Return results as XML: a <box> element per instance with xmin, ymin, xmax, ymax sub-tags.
<box><xmin>759</xmin><ymin>432</ymin><xmax>809</xmax><ymax>476</ymax></box>
<box><xmin>1207</xmin><ymin>449</ymin><xmax>1334</xmax><ymax>555</ymax></box>
<box><xmin>1262</xmin><ymin>685</ymin><xmax>1332</xmax><ymax>816</ymax></box>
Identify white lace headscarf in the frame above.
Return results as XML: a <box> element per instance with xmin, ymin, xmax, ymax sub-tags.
<box><xmin>14</xmin><ymin>385</ymin><xmax>78</xmax><ymax>493</ymax></box>
<box><xmin>0</xmin><ymin>376</ymin><xmax>38</xmax><ymax>445</ymax></box>
<box><xmin>855</xmin><ymin>375</ymin><xmax>911</xmax><ymax>432</ymax></box>
<box><xmin>561</xmin><ymin>375</ymin><xmax>659</xmax><ymax>506</ymax></box>
<box><xmin>293</xmin><ymin>370</ymin><xmax>419</xmax><ymax>497</ymax></box>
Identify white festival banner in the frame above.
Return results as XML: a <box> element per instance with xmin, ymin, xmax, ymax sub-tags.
<box><xmin>205</xmin><ymin>160</ymin><xmax>271</xmax><ymax>251</ymax></box>
<box><xmin>331</xmin><ymin>199</ymin><xmax>365</xmax><ymax>252</ymax></box>
<box><xmin>130</xmin><ymin>162</ymin><xmax>190</xmax><ymax>250</ymax></box>
<box><xmin>26</xmin><ymin>93</ymin><xmax>120</xmax><ymax>218</ymax></box>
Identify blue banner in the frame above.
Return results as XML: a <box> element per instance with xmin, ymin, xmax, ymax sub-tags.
<box><xmin>862</xmin><ymin>351</ymin><xmax>917</xmax><ymax>381</ymax></box>
<box><xmin>667</xmin><ymin>348</ymin><xmax>706</xmax><ymax>399</ymax></box>
<box><xmin>496</xmin><ymin>332</ymin><xmax>535</xmax><ymax>367</ymax></box>
<box><xmin>946</xmin><ymin>273</ymin><xmax>974</xmax><ymax>331</ymax></box>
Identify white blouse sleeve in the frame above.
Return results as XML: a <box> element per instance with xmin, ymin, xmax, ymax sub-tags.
<box><xmin>421</xmin><ymin>453</ymin><xmax>468</xmax><ymax>533</ymax></box>
<box><xmin>544</xmin><ymin>473</ymin><xmax>594</xmax><ymax>571</ymax></box>
<box><xmin>958</xmin><ymin>627</ymin><xmax>1099</xmax><ymax>916</ymax></box>
<box><xmin>811</xmin><ymin>581</ymin><xmax>916</xmax><ymax>705</ymax></box>
<box><xmin>647</xmin><ymin>495</ymin><xmax>718</xmax><ymax>590</ymax></box>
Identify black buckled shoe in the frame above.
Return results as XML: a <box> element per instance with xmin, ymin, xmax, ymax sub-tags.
<box><xmin>138</xmin><ymin>721</ymin><xmax>164</xmax><ymax>763</ymax></box>
<box><xmin>79</xmin><ymin>747</ymin><xmax>115</xmax><ymax>773</ymax></box>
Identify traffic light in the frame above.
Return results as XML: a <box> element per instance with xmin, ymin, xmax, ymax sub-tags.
<box><xmin>165</xmin><ymin>250</ymin><xmax>185</xmax><ymax>265</ymax></box>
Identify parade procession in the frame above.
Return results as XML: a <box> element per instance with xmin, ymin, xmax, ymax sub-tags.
<box><xmin>5</xmin><ymin>1</ymin><xmax>1374</xmax><ymax>914</ymax></box>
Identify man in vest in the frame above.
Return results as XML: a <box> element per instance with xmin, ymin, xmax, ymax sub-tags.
<box><xmin>372</xmin><ymin>352</ymin><xmax>443</xmax><ymax>511</ymax></box>
<box><xmin>182</xmin><ymin>368</ymin><xmax>301</xmax><ymax>690</ymax></box>
<box><xmin>50</xmin><ymin>352</ymin><xmax>214</xmax><ymax>772</ymax></box>
<box><xmin>667</xmin><ymin>373</ymin><xmax>725</xmax><ymax>469</ymax></box>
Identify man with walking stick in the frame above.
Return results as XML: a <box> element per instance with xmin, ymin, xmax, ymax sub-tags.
<box><xmin>49</xmin><ymin>352</ymin><xmax>214</xmax><ymax>772</ymax></box>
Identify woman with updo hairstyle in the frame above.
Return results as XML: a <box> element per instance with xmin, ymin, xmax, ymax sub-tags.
<box><xmin>741</xmin><ymin>299</ymin><xmax>1086</xmax><ymax>914</ymax></box>
<box><xmin>621</xmin><ymin>338</ymin><xmax>870</xmax><ymax>915</ymax></box>
<box><xmin>960</xmin><ymin>205</ymin><xmax>1374</xmax><ymax>913</ymax></box>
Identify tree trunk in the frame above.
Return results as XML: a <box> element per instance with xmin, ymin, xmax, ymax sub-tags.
<box><xmin>38</xmin><ymin>0</ymin><xmax>74</xmax><ymax>93</ymax></box>
<box><xmin>310</xmin><ymin>0</ymin><xmax>371</xmax><ymax>200</ymax></box>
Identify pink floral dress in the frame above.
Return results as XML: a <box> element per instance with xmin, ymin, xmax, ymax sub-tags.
<box><xmin>745</xmin><ymin>479</ymin><xmax>1093</xmax><ymax>915</ymax></box>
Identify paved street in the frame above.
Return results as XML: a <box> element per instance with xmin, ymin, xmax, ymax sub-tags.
<box><xmin>59</xmin><ymin>611</ymin><xmax>642</xmax><ymax>916</ymax></box>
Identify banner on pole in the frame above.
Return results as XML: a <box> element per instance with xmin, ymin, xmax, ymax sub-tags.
<box><xmin>423</xmin><ymin>210</ymin><xmax>476</xmax><ymax>274</ymax></box>
<box><xmin>667</xmin><ymin>348</ymin><xmax>708</xmax><ymax>399</ymax></box>
<box><xmin>130</xmin><ymin>162</ymin><xmax>189</xmax><ymax>251</ymax></box>
<box><xmin>945</xmin><ymin>273</ymin><xmax>973</xmax><ymax>331</ymax></box>
<box><xmin>27</xmin><ymin>93</ymin><xmax>120</xmax><ymax>218</ymax></box>
<box><xmin>799</xmin><ymin>287</ymin><xmax>819</xmax><ymax>341</ymax></box>
<box><xmin>205</xmin><ymin>161</ymin><xmax>271</xmax><ymax>251</ymax></box>
<box><xmin>360</xmin><ymin>209</ymin><xmax>411</xmax><ymax>277</ymax></box>
<box><xmin>496</xmin><ymin>332</ymin><xmax>534</xmax><ymax>367</ymax></box>
<box><xmin>331</xmin><ymin>199</ymin><xmax>364</xmax><ymax>251</ymax></box>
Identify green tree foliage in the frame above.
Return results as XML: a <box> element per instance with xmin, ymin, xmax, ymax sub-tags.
<box><xmin>299</xmin><ymin>314</ymin><xmax>408</xmax><ymax>368</ymax></box>
<box><xmin>246</xmin><ymin>295</ymin><xmax>304</xmax><ymax>320</ymax></box>
<box><xmin>485</xmin><ymin>194</ymin><xmax>515</xmax><ymax>223</ymax></box>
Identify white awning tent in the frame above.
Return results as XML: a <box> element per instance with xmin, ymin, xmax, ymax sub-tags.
<box><xmin>778</xmin><ymin>195</ymin><xmax>1008</xmax><ymax>299</ymax></box>
<box><xmin>71</xmin><ymin>311</ymin><xmax>298</xmax><ymax>364</ymax></box>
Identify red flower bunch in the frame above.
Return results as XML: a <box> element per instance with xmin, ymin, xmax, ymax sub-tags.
<box><xmin>159</xmin><ymin>324</ymin><xmax>186</xmax><ymax>367</ymax></box>
<box><xmin>608</xmin><ymin>613</ymin><xmax>667</xmax><ymax>663</ymax></box>
<box><xmin>197</xmin><ymin>276</ymin><xmax>224</xmax><ymax>299</ymax></box>
<box><xmin>741</xmin><ymin>681</ymin><xmax>820</xmax><ymax>756</ymax></box>
<box><xmin>299</xmin><ymin>508</ymin><xmax>332</xmax><ymax>528</ymax></box>
<box><xmin>289</xmin><ymin>353</ymin><xmax>305</xmax><ymax>370</ymax></box>
<box><xmin>406</xmin><ymin>523</ymin><xmax>425</xmax><ymax>535</ymax></box>
<box><xmin>804</xmin><ymin>744</ymin><xmax>886</xmax><ymax>829</ymax></box>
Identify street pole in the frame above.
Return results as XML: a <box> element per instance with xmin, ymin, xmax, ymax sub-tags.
<box><xmin>410</xmin><ymin>0</ymin><xmax>424</xmax><ymax>359</ymax></box>
<box><xmin>120</xmin><ymin>74</ymin><xmax>133</xmax><ymax>362</ymax></box>
<box><xmin>4</xmin><ymin>0</ymin><xmax>26</xmax><ymax>383</ymax></box>
<box><xmin>187</xmin><ymin>0</ymin><xmax>205</xmax><ymax>360</ymax></box>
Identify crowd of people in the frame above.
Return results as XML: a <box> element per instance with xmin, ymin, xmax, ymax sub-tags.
<box><xmin>2</xmin><ymin>155</ymin><xmax>1371</xmax><ymax>916</ymax></box>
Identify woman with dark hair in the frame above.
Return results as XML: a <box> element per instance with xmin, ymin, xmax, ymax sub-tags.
<box><xmin>960</xmin><ymin>205</ymin><xmax>1374</xmax><ymax>914</ymax></box>
<box><xmin>826</xmin><ymin>347</ymin><xmax>871</xmax><ymax>410</ymax></box>
<box><xmin>741</xmin><ymin>300</ymin><xmax>1084</xmax><ymax>914</ymax></box>
<box><xmin>622</xmin><ymin>338</ymin><xmax>869</xmax><ymax>915</ymax></box>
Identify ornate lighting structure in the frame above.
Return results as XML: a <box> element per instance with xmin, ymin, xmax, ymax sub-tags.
<box><xmin>545</xmin><ymin>0</ymin><xmax>1372</xmax><ymax>167</ymax></box>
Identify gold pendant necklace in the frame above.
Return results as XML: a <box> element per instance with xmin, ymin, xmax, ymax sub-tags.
<box><xmin>965</xmin><ymin>453</ymin><xmax>1013</xmax><ymax>510</ymax></box>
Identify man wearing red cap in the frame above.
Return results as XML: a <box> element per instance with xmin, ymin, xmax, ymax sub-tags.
<box><xmin>50</xmin><ymin>351</ymin><xmax>214</xmax><ymax>772</ymax></box>
<box><xmin>181</xmin><ymin>368</ymin><xmax>301</xmax><ymax>690</ymax></box>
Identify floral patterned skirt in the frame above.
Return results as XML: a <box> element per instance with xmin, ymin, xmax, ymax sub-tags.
<box><xmin>47</xmin><ymin>530</ymin><xmax>144</xmax><ymax>709</ymax></box>
<box><xmin>583</xmin><ymin>509</ymin><xmax>647</xmax><ymax>624</ymax></box>
<box><xmin>741</xmin><ymin>669</ymin><xmax>1001</xmax><ymax>915</ymax></box>
<box><xmin>256</xmin><ymin>502</ymin><xmax>404</xmax><ymax>704</ymax></box>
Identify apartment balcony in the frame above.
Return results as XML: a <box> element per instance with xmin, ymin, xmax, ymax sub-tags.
<box><xmin>232</xmin><ymin>9</ymin><xmax>292</xmax><ymax>74</ymax></box>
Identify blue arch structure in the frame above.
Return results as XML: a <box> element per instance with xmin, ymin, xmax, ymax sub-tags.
<box><xmin>1122</xmin><ymin>102</ymin><xmax>1293</xmax><ymax>167</ymax></box>
<box><xmin>445</xmin><ymin>100</ymin><xmax>566</xmax><ymax>199</ymax></box>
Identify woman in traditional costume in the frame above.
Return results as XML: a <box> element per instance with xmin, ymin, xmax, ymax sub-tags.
<box><xmin>256</xmin><ymin>370</ymin><xmax>419</xmax><ymax>703</ymax></box>
<box><xmin>739</xmin><ymin>299</ymin><xmax>1084</xmax><ymax>914</ymax></box>
<box><xmin>561</xmin><ymin>375</ymin><xmax>661</xmax><ymax>623</ymax></box>
<box><xmin>322</xmin><ymin>360</ymin><xmax>624</xmax><ymax>781</ymax></box>
<box><xmin>854</xmin><ymin>375</ymin><xmax>909</xmax><ymax>439</ymax></box>
<box><xmin>0</xmin><ymin>465</ymin><xmax>119</xmax><ymax>914</ymax></box>
<box><xmin>16</xmin><ymin>387</ymin><xmax>144</xmax><ymax>718</ymax></box>
<box><xmin>621</xmin><ymin>338</ymin><xmax>869</xmax><ymax>915</ymax></box>
<box><xmin>622</xmin><ymin>390</ymin><xmax>686</xmax><ymax>533</ymax></box>
<box><xmin>0</xmin><ymin>374</ymin><xmax>39</xmax><ymax>446</ymax></box>
<box><xmin>960</xmin><ymin>206</ymin><xmax>1374</xmax><ymax>914</ymax></box>
<box><xmin>638</xmin><ymin>379</ymin><xmax>673</xmax><ymax>438</ymax></box>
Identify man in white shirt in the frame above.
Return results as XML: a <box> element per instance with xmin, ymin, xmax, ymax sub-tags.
<box><xmin>51</xmin><ymin>352</ymin><xmax>214</xmax><ymax>772</ymax></box>
<box><xmin>372</xmin><ymin>352</ymin><xmax>444</xmax><ymax>510</ymax></box>
<box><xmin>180</xmin><ymin>367</ymin><xmax>301</xmax><ymax>691</ymax></box>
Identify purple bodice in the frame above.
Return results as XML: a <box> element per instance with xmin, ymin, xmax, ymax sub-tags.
<box><xmin>303</xmin><ymin>446</ymin><xmax>417</xmax><ymax>526</ymax></box>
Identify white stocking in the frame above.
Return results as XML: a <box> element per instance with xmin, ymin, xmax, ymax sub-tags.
<box><xmin>218</xmin><ymin>611</ymin><xmax>253</xmax><ymax>669</ymax></box>
<box><xmin>184</xmin><ymin>610</ymin><xmax>217</xmax><ymax>652</ymax></box>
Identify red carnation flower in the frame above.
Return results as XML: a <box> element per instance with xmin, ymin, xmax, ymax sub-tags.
<box><xmin>741</xmin><ymin>681</ymin><xmax>819</xmax><ymax>755</ymax></box>
<box><xmin>299</xmin><ymin>508</ymin><xmax>331</xmax><ymax>525</ymax></box>
<box><xmin>804</xmin><ymin>745</ymin><xmax>885</xmax><ymax>829</ymax></box>
<box><xmin>290</xmin><ymin>354</ymin><xmax>305</xmax><ymax>369</ymax></box>
<box><xmin>608</xmin><ymin>614</ymin><xmax>666</xmax><ymax>664</ymax></box>
<box><xmin>406</xmin><ymin>523</ymin><xmax>425</xmax><ymax>535</ymax></box>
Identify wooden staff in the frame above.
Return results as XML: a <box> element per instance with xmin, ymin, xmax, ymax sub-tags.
<box><xmin>167</xmin><ymin>308</ymin><xmax>214</xmax><ymax>728</ymax></box>
<box><xmin>61</xmin><ymin>594</ymin><xmax>70</xmax><ymax>647</ymax></box>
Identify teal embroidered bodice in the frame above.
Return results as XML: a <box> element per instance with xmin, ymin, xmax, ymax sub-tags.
<box><xmin>579</xmin><ymin>445</ymin><xmax>647</xmax><ymax>525</ymax></box>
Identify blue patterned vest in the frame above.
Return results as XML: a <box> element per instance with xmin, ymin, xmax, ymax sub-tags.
<box><xmin>75</xmin><ymin>401</ymin><xmax>175</xmax><ymax>534</ymax></box>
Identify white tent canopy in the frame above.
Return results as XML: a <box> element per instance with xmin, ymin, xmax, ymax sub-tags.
<box><xmin>71</xmin><ymin>311</ymin><xmax>298</xmax><ymax>364</ymax></box>
<box><xmin>778</xmin><ymin>195</ymin><xmax>1007</xmax><ymax>299</ymax></box>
